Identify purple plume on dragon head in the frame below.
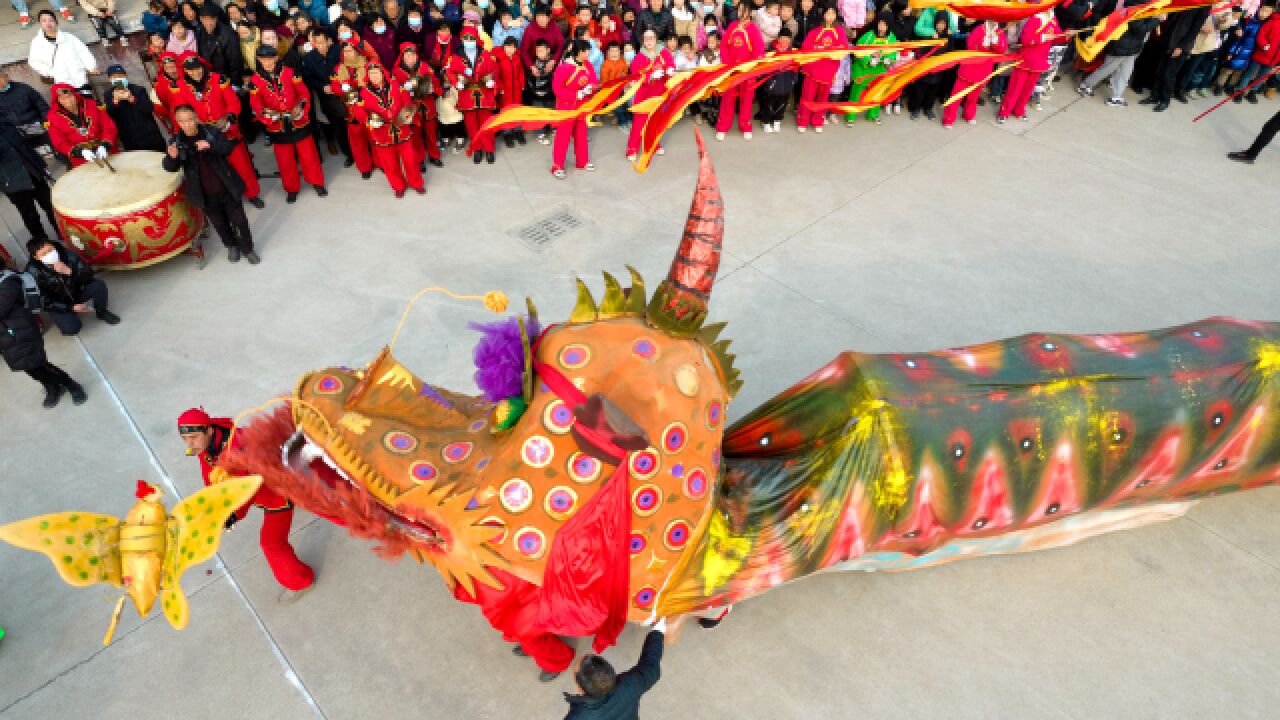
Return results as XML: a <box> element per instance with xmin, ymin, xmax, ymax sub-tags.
<box><xmin>469</xmin><ymin>315</ymin><xmax>542</xmax><ymax>402</ymax></box>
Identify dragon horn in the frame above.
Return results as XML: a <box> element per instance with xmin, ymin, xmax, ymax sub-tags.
<box><xmin>647</xmin><ymin>130</ymin><xmax>724</xmax><ymax>336</ymax></box>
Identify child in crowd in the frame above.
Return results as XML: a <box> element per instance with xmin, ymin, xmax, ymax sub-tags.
<box><xmin>757</xmin><ymin>28</ymin><xmax>796</xmax><ymax>132</ymax></box>
<box><xmin>675</xmin><ymin>35</ymin><xmax>699</xmax><ymax>71</ymax></box>
<box><xmin>524</xmin><ymin>37</ymin><xmax>556</xmax><ymax>143</ymax></box>
<box><xmin>600</xmin><ymin>41</ymin><xmax>631</xmax><ymax>128</ymax></box>
<box><xmin>848</xmin><ymin>15</ymin><xmax>897</xmax><ymax>125</ymax></box>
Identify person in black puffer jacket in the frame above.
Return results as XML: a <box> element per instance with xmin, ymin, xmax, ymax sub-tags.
<box><xmin>0</xmin><ymin>255</ymin><xmax>87</xmax><ymax>408</ymax></box>
<box><xmin>0</xmin><ymin>121</ymin><xmax>59</xmax><ymax>241</ymax></box>
<box><xmin>25</xmin><ymin>237</ymin><xmax>121</xmax><ymax>335</ymax></box>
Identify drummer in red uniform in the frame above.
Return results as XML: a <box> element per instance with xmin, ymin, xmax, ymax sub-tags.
<box><xmin>249</xmin><ymin>45</ymin><xmax>328</xmax><ymax>204</ymax></box>
<box><xmin>178</xmin><ymin>407</ymin><xmax>316</xmax><ymax>604</ymax></box>
<box><xmin>153</xmin><ymin>51</ymin><xmax>188</xmax><ymax>132</ymax></box>
<box><xmin>391</xmin><ymin>42</ymin><xmax>443</xmax><ymax>172</ymax></box>
<box><xmin>551</xmin><ymin>39</ymin><xmax>597</xmax><ymax>179</ymax></box>
<box><xmin>173</xmin><ymin>56</ymin><xmax>265</xmax><ymax>209</ymax></box>
<box><xmin>352</xmin><ymin>62</ymin><xmax>424</xmax><ymax>197</ymax></box>
<box><xmin>331</xmin><ymin>42</ymin><xmax>375</xmax><ymax>180</ymax></box>
<box><xmin>46</xmin><ymin>84</ymin><xmax>118</xmax><ymax>168</ymax></box>
<box><xmin>444</xmin><ymin>26</ymin><xmax>499</xmax><ymax>165</ymax></box>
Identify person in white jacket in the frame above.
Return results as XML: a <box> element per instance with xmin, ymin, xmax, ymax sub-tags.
<box><xmin>27</xmin><ymin>10</ymin><xmax>97</xmax><ymax>92</ymax></box>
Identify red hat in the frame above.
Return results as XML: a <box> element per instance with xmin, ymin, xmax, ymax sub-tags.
<box><xmin>460</xmin><ymin>26</ymin><xmax>479</xmax><ymax>41</ymax></box>
<box><xmin>399</xmin><ymin>41</ymin><xmax>418</xmax><ymax>53</ymax></box>
<box><xmin>177</xmin><ymin>406</ymin><xmax>212</xmax><ymax>430</ymax></box>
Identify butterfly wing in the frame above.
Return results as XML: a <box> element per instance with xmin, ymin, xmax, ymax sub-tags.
<box><xmin>0</xmin><ymin>512</ymin><xmax>123</xmax><ymax>588</ymax></box>
<box><xmin>158</xmin><ymin>476</ymin><xmax>263</xmax><ymax>630</ymax></box>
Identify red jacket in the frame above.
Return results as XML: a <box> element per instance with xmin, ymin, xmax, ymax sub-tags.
<box><xmin>1254</xmin><ymin>15</ymin><xmax>1280</xmax><ymax>66</ymax></box>
<box><xmin>199</xmin><ymin>420</ymin><xmax>290</xmax><ymax>518</ymax></box>
<box><xmin>248</xmin><ymin>67</ymin><xmax>311</xmax><ymax>137</ymax></box>
<box><xmin>492</xmin><ymin>48</ymin><xmax>526</xmax><ymax>109</ymax></box>
<box><xmin>392</xmin><ymin>51</ymin><xmax>438</xmax><ymax>121</ymax></box>
<box><xmin>1014</xmin><ymin>14</ymin><xmax>1062</xmax><ymax>72</ymax></box>
<box><xmin>629</xmin><ymin>49</ymin><xmax>675</xmax><ymax>103</ymax></box>
<box><xmin>153</xmin><ymin>53</ymin><xmax>189</xmax><ymax>128</ymax></box>
<box><xmin>172</xmin><ymin>71</ymin><xmax>244</xmax><ymax>140</ymax></box>
<box><xmin>721</xmin><ymin>20</ymin><xmax>765</xmax><ymax>64</ymax></box>
<box><xmin>958</xmin><ymin>22</ymin><xmax>1008</xmax><ymax>82</ymax></box>
<box><xmin>331</xmin><ymin>60</ymin><xmax>369</xmax><ymax>124</ymax></box>
<box><xmin>445</xmin><ymin>49</ymin><xmax>500</xmax><ymax>111</ymax></box>
<box><xmin>553</xmin><ymin>59</ymin><xmax>598</xmax><ymax>111</ymax></box>
<box><xmin>46</xmin><ymin>84</ymin><xmax>119</xmax><ymax>167</ymax></box>
<box><xmin>801</xmin><ymin>26</ymin><xmax>849</xmax><ymax>83</ymax></box>
<box><xmin>353</xmin><ymin>82</ymin><xmax>414</xmax><ymax>146</ymax></box>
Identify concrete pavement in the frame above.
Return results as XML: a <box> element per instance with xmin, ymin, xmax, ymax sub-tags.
<box><xmin>1</xmin><ymin>87</ymin><xmax>1279</xmax><ymax>720</ymax></box>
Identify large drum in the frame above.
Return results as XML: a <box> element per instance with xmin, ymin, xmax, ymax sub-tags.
<box><xmin>52</xmin><ymin>150</ymin><xmax>204</xmax><ymax>270</ymax></box>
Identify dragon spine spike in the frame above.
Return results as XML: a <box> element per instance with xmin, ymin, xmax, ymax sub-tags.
<box><xmin>647</xmin><ymin>129</ymin><xmax>723</xmax><ymax>337</ymax></box>
<box><xmin>698</xmin><ymin>322</ymin><xmax>728</xmax><ymax>344</ymax></box>
<box><xmin>570</xmin><ymin>278</ymin><xmax>598</xmax><ymax>323</ymax></box>
<box><xmin>624</xmin><ymin>265</ymin><xmax>647</xmax><ymax>315</ymax></box>
<box><xmin>599</xmin><ymin>271</ymin><xmax>627</xmax><ymax>317</ymax></box>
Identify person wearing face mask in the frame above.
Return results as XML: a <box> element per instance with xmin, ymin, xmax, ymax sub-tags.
<box><xmin>0</xmin><ymin>253</ymin><xmax>87</xmax><ymax>409</ymax></box>
<box><xmin>46</xmin><ymin>84</ymin><xmax>118</xmax><ymax>168</ymax></box>
<box><xmin>362</xmin><ymin>14</ymin><xmax>400</xmax><ymax>68</ymax></box>
<box><xmin>550</xmin><ymin>39</ymin><xmax>598</xmax><ymax>177</ymax></box>
<box><xmin>352</xmin><ymin>63</ymin><xmax>425</xmax><ymax>196</ymax></box>
<box><xmin>23</xmin><ymin>235</ymin><xmax>121</xmax><ymax>338</ymax></box>
<box><xmin>301</xmin><ymin>28</ymin><xmax>355</xmax><ymax>164</ymax></box>
<box><xmin>625</xmin><ymin>27</ymin><xmax>674</xmax><ymax>160</ymax></box>
<box><xmin>398</xmin><ymin>7</ymin><xmax>431</xmax><ymax>47</ymax></box>
<box><xmin>716</xmin><ymin>3</ymin><xmax>765</xmax><ymax>140</ymax></box>
<box><xmin>336</xmin><ymin>17</ymin><xmax>381</xmax><ymax>62</ymax></box>
<box><xmin>392</xmin><ymin>42</ymin><xmax>446</xmax><ymax>168</ymax></box>
<box><xmin>104</xmin><ymin>65</ymin><xmax>167</xmax><ymax>152</ymax></box>
<box><xmin>465</xmin><ymin>0</ymin><xmax>499</xmax><ymax>35</ymax></box>
<box><xmin>446</xmin><ymin>25</ymin><xmax>501</xmax><ymax>164</ymax></box>
<box><xmin>172</xmin><ymin>56</ymin><xmax>266</xmax><ymax>207</ymax></box>
<box><xmin>249</xmin><ymin>46</ymin><xmax>328</xmax><ymax>203</ymax></box>
<box><xmin>332</xmin><ymin>40</ymin><xmax>377</xmax><ymax>175</ymax></box>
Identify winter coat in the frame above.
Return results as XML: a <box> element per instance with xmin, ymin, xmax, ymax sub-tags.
<box><xmin>197</xmin><ymin>20</ymin><xmax>246</xmax><ymax>82</ymax></box>
<box><xmin>753</xmin><ymin>7</ymin><xmax>782</xmax><ymax>45</ymax></box>
<box><xmin>27</xmin><ymin>30</ymin><xmax>98</xmax><ymax>88</ymax></box>
<box><xmin>629</xmin><ymin>48</ymin><xmax>675</xmax><ymax>103</ymax></box>
<box><xmin>1224</xmin><ymin>17</ymin><xmax>1262</xmax><ymax>70</ymax></box>
<box><xmin>1252</xmin><ymin>14</ymin><xmax>1280</xmax><ymax>65</ymax></box>
<box><xmin>24</xmin><ymin>241</ymin><xmax>96</xmax><ymax>313</ymax></box>
<box><xmin>801</xmin><ymin>25</ymin><xmax>849</xmax><ymax>83</ymax></box>
<box><xmin>850</xmin><ymin>30</ymin><xmax>897</xmax><ymax>90</ymax></box>
<box><xmin>363</xmin><ymin>24</ymin><xmax>401</xmax><ymax>67</ymax></box>
<box><xmin>1012</xmin><ymin>14</ymin><xmax>1061</xmax><ymax>72</ymax></box>
<box><xmin>553</xmin><ymin>58</ymin><xmax>598</xmax><ymax>110</ymax></box>
<box><xmin>46</xmin><ymin>85</ymin><xmax>119</xmax><ymax>166</ymax></box>
<box><xmin>0</xmin><ymin>271</ymin><xmax>46</xmax><ymax>372</ymax></box>
<box><xmin>721</xmin><ymin>20</ymin><xmax>765</xmax><ymax>64</ymax></box>
<box><xmin>1097</xmin><ymin>0</ymin><xmax>1158</xmax><ymax>58</ymax></box>
<box><xmin>562</xmin><ymin>630</ymin><xmax>664</xmax><ymax>720</ymax></box>
<box><xmin>635</xmin><ymin>7</ymin><xmax>676</xmax><ymax>42</ymax></box>
<box><xmin>521</xmin><ymin>19</ymin><xmax>566</xmax><ymax>68</ymax></box>
<box><xmin>105</xmin><ymin>83</ymin><xmax>167</xmax><ymax>152</ymax></box>
<box><xmin>161</xmin><ymin>125</ymin><xmax>246</xmax><ymax>207</ymax></box>
<box><xmin>0</xmin><ymin>123</ymin><xmax>46</xmax><ymax>196</ymax></box>
<box><xmin>914</xmin><ymin>7</ymin><xmax>958</xmax><ymax>39</ymax></box>
<box><xmin>794</xmin><ymin>5</ymin><xmax>821</xmax><ymax>46</ymax></box>
<box><xmin>0</xmin><ymin>81</ymin><xmax>49</xmax><ymax>128</ymax></box>
<box><xmin>1163</xmin><ymin>7</ymin><xmax>1210</xmax><ymax>54</ymax></box>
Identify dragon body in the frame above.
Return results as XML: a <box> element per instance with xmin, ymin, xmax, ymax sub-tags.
<box><xmin>221</xmin><ymin>134</ymin><xmax>1280</xmax><ymax>642</ymax></box>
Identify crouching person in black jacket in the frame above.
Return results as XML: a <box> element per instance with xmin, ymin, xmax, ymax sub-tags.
<box><xmin>0</xmin><ymin>255</ymin><xmax>86</xmax><ymax>408</ymax></box>
<box><xmin>25</xmin><ymin>237</ymin><xmax>121</xmax><ymax>335</ymax></box>
<box><xmin>162</xmin><ymin>105</ymin><xmax>260</xmax><ymax>265</ymax></box>
<box><xmin>564</xmin><ymin>622</ymin><xmax>667</xmax><ymax>720</ymax></box>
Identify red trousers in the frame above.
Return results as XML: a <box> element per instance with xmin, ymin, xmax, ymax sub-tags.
<box><xmin>943</xmin><ymin>77</ymin><xmax>983</xmax><ymax>126</ymax></box>
<box><xmin>1000</xmin><ymin>68</ymin><xmax>1038</xmax><ymax>119</ymax></box>
<box><xmin>552</xmin><ymin>116</ymin><xmax>589</xmax><ymax>171</ymax></box>
<box><xmin>797</xmin><ymin>78</ymin><xmax>831</xmax><ymax>128</ymax></box>
<box><xmin>373</xmin><ymin>142</ymin><xmax>423</xmax><ymax>193</ymax></box>
<box><xmin>273</xmin><ymin>135</ymin><xmax>325</xmax><ymax>193</ymax></box>
<box><xmin>453</xmin><ymin>567</ymin><xmax>576</xmax><ymax>673</ymax></box>
<box><xmin>346</xmin><ymin>122</ymin><xmax>374</xmax><ymax>173</ymax></box>
<box><xmin>410</xmin><ymin>118</ymin><xmax>441</xmax><ymax>163</ymax></box>
<box><xmin>716</xmin><ymin>79</ymin><xmax>757</xmax><ymax>133</ymax></box>
<box><xmin>260</xmin><ymin>506</ymin><xmax>314</xmax><ymax>591</ymax></box>
<box><xmin>464</xmin><ymin>109</ymin><xmax>495</xmax><ymax>153</ymax></box>
<box><xmin>228</xmin><ymin>141</ymin><xmax>261</xmax><ymax>200</ymax></box>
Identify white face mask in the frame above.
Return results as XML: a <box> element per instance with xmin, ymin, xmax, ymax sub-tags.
<box><xmin>39</xmin><ymin>249</ymin><xmax>60</xmax><ymax>265</ymax></box>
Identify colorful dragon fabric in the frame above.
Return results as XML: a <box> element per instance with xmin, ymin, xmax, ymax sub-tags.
<box><xmin>217</xmin><ymin>134</ymin><xmax>1280</xmax><ymax>652</ymax></box>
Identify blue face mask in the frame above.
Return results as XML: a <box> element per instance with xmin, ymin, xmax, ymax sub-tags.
<box><xmin>463</xmin><ymin>39</ymin><xmax>477</xmax><ymax>50</ymax></box>
<box><xmin>408</xmin><ymin>17</ymin><xmax>422</xmax><ymax>27</ymax></box>
<box><xmin>623</xmin><ymin>49</ymin><xmax>635</xmax><ymax>62</ymax></box>
<box><xmin>264</xmin><ymin>0</ymin><xmax>277</xmax><ymax>9</ymax></box>
<box><xmin>339</xmin><ymin>29</ymin><xmax>352</xmax><ymax>40</ymax></box>
<box><xmin>434</xmin><ymin>0</ymin><xmax>445</xmax><ymax>7</ymax></box>
<box><xmin>478</xmin><ymin>0</ymin><xmax>489</xmax><ymax>7</ymax></box>
<box><xmin>373</xmin><ymin>23</ymin><xmax>386</xmax><ymax>34</ymax></box>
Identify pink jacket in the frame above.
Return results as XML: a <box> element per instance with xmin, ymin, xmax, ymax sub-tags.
<box><xmin>958</xmin><ymin>22</ymin><xmax>1008</xmax><ymax>82</ymax></box>
<box><xmin>801</xmin><ymin>26</ymin><xmax>849</xmax><ymax>83</ymax></box>
<box><xmin>1015</xmin><ymin>15</ymin><xmax>1061</xmax><ymax>73</ymax></box>
<box><xmin>721</xmin><ymin>20</ymin><xmax>765</xmax><ymax>64</ymax></box>
<box><xmin>553</xmin><ymin>60</ymin><xmax>599</xmax><ymax>111</ymax></box>
<box><xmin>629</xmin><ymin>48</ymin><xmax>675</xmax><ymax>103</ymax></box>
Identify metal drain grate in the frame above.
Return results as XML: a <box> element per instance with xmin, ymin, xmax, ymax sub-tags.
<box><xmin>510</xmin><ymin>207</ymin><xmax>588</xmax><ymax>250</ymax></box>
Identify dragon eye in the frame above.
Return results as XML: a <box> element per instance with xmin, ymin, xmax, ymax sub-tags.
<box><xmin>1019</xmin><ymin>437</ymin><xmax>1033</xmax><ymax>452</ymax></box>
<box><xmin>951</xmin><ymin>443</ymin><xmax>965</xmax><ymax>459</ymax></box>
<box><xmin>1211</xmin><ymin>412</ymin><xmax>1224</xmax><ymax>427</ymax></box>
<box><xmin>1045</xmin><ymin>502</ymin><xmax>1061</xmax><ymax>516</ymax></box>
<box><xmin>971</xmin><ymin>517</ymin><xmax>988</xmax><ymax>530</ymax></box>
<box><xmin>902</xmin><ymin>530</ymin><xmax>920</xmax><ymax>539</ymax></box>
<box><xmin>759</xmin><ymin>433</ymin><xmax>771</xmax><ymax>447</ymax></box>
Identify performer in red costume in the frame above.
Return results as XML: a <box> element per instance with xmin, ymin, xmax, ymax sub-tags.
<box><xmin>943</xmin><ymin>20</ymin><xmax>1007</xmax><ymax>128</ymax></box>
<box><xmin>716</xmin><ymin>4</ymin><xmax>765</xmax><ymax>141</ymax></box>
<box><xmin>177</xmin><ymin>407</ymin><xmax>315</xmax><ymax>603</ymax></box>
<box><xmin>152</xmin><ymin>51</ymin><xmax>189</xmax><ymax>132</ymax></box>
<box><xmin>625</xmin><ymin>27</ymin><xmax>674</xmax><ymax>161</ymax></box>
<box><xmin>998</xmin><ymin>8</ymin><xmax>1061</xmax><ymax>123</ymax></box>
<box><xmin>248</xmin><ymin>45</ymin><xmax>328</xmax><ymax>203</ymax></box>
<box><xmin>445</xmin><ymin>26</ymin><xmax>499</xmax><ymax>165</ymax></box>
<box><xmin>391</xmin><ymin>42</ymin><xmax>443</xmax><ymax>171</ymax></box>
<box><xmin>551</xmin><ymin>39</ymin><xmax>598</xmax><ymax>178</ymax></box>
<box><xmin>46</xmin><ymin>84</ymin><xmax>118</xmax><ymax>167</ymax></box>
<box><xmin>331</xmin><ymin>42</ymin><xmax>375</xmax><ymax>179</ymax></box>
<box><xmin>797</xmin><ymin>4</ymin><xmax>849</xmax><ymax>132</ymax></box>
<box><xmin>353</xmin><ymin>63</ymin><xmax>425</xmax><ymax>197</ymax></box>
<box><xmin>172</xmin><ymin>56</ymin><xmax>264</xmax><ymax>208</ymax></box>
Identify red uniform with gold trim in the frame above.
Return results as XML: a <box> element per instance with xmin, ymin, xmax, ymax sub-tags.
<box><xmin>391</xmin><ymin>43</ymin><xmax>441</xmax><ymax>165</ymax></box>
<box><xmin>352</xmin><ymin>74</ymin><xmax>424</xmax><ymax>195</ymax></box>
<box><xmin>444</xmin><ymin>30</ymin><xmax>499</xmax><ymax>155</ymax></box>
<box><xmin>178</xmin><ymin>408</ymin><xmax>314</xmax><ymax>593</ymax></box>
<box><xmin>551</xmin><ymin>59</ymin><xmax>596</xmax><ymax>173</ymax></box>
<box><xmin>172</xmin><ymin>68</ymin><xmax>262</xmax><ymax>200</ymax></box>
<box><xmin>152</xmin><ymin>52</ymin><xmax>190</xmax><ymax>131</ymax></box>
<box><xmin>625</xmin><ymin>48</ymin><xmax>675</xmax><ymax>157</ymax></box>
<box><xmin>717</xmin><ymin>20</ymin><xmax>765</xmax><ymax>134</ymax></box>
<box><xmin>249</xmin><ymin>66</ymin><xmax>326</xmax><ymax>194</ymax></box>
<box><xmin>46</xmin><ymin>84</ymin><xmax>119</xmax><ymax>167</ymax></box>
<box><xmin>331</xmin><ymin>50</ymin><xmax>375</xmax><ymax>175</ymax></box>
<box><xmin>797</xmin><ymin>25</ymin><xmax>849</xmax><ymax>129</ymax></box>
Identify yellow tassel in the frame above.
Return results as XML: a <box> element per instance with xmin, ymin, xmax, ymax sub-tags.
<box><xmin>103</xmin><ymin>595</ymin><xmax>126</xmax><ymax>646</ymax></box>
<box><xmin>388</xmin><ymin>287</ymin><xmax>509</xmax><ymax>353</ymax></box>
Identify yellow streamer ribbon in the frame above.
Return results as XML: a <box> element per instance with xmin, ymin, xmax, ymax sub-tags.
<box><xmin>942</xmin><ymin>60</ymin><xmax>1021</xmax><ymax>107</ymax></box>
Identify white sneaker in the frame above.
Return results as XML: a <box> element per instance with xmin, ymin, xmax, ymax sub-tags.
<box><xmin>814</xmin><ymin>125</ymin><xmax>823</xmax><ymax>133</ymax></box>
<box><xmin>656</xmin><ymin>147</ymin><xmax>665</xmax><ymax>156</ymax></box>
<box><xmin>797</xmin><ymin>126</ymin><xmax>806</xmax><ymax>133</ymax></box>
<box><xmin>968</xmin><ymin>119</ymin><xmax>976</xmax><ymax>125</ymax></box>
<box><xmin>715</xmin><ymin>132</ymin><xmax>725</xmax><ymax>141</ymax></box>
<box><xmin>762</xmin><ymin>124</ymin><xmax>773</xmax><ymax>133</ymax></box>
<box><xmin>772</xmin><ymin>121</ymin><xmax>780</xmax><ymax>133</ymax></box>
<box><xmin>743</xmin><ymin>132</ymin><xmax>752</xmax><ymax>140</ymax></box>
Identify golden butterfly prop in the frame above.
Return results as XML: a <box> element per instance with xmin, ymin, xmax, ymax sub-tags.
<box><xmin>0</xmin><ymin>477</ymin><xmax>262</xmax><ymax>646</ymax></box>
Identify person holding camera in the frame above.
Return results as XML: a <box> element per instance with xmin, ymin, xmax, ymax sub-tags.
<box><xmin>162</xmin><ymin>104</ymin><xmax>260</xmax><ymax>265</ymax></box>
<box><xmin>23</xmin><ymin>236</ymin><xmax>121</xmax><ymax>335</ymax></box>
<box><xmin>0</xmin><ymin>254</ymin><xmax>87</xmax><ymax>408</ymax></box>
<box><xmin>104</xmin><ymin>65</ymin><xmax>167</xmax><ymax>152</ymax></box>
<box><xmin>0</xmin><ymin>120</ymin><xmax>59</xmax><ymax>242</ymax></box>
